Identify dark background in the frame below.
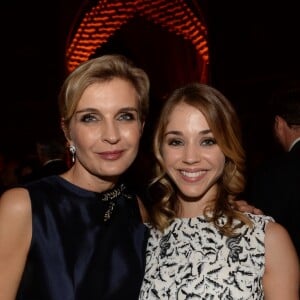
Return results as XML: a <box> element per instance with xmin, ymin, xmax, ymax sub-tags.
<box><xmin>1</xmin><ymin>0</ymin><xmax>300</xmax><ymax>173</ymax></box>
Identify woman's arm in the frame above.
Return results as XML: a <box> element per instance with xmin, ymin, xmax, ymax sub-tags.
<box><xmin>0</xmin><ymin>188</ymin><xmax>32</xmax><ymax>300</ymax></box>
<box><xmin>263</xmin><ymin>221</ymin><xmax>299</xmax><ymax>299</ymax></box>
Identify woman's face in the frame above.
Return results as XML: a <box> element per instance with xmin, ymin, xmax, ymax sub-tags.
<box><xmin>161</xmin><ymin>102</ymin><xmax>225</xmax><ymax>206</ymax></box>
<box><xmin>68</xmin><ymin>78</ymin><xmax>143</xmax><ymax>182</ymax></box>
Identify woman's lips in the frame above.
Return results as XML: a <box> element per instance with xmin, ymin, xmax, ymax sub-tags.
<box><xmin>98</xmin><ymin>150</ymin><xmax>124</xmax><ymax>160</ymax></box>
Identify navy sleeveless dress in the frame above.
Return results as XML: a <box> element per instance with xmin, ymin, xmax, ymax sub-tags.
<box><xmin>16</xmin><ymin>175</ymin><xmax>149</xmax><ymax>300</ymax></box>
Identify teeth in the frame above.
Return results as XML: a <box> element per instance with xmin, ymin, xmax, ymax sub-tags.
<box><xmin>180</xmin><ymin>171</ymin><xmax>204</xmax><ymax>178</ymax></box>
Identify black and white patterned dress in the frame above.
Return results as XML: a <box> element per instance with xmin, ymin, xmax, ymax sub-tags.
<box><xmin>139</xmin><ymin>213</ymin><xmax>274</xmax><ymax>300</ymax></box>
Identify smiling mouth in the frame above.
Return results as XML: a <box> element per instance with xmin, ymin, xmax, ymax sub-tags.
<box><xmin>180</xmin><ymin>170</ymin><xmax>206</xmax><ymax>178</ymax></box>
<box><xmin>98</xmin><ymin>151</ymin><xmax>123</xmax><ymax>160</ymax></box>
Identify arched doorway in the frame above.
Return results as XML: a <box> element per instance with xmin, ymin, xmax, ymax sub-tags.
<box><xmin>64</xmin><ymin>0</ymin><xmax>210</xmax><ymax>191</ymax></box>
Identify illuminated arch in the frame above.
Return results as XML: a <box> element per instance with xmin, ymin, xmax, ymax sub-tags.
<box><xmin>65</xmin><ymin>0</ymin><xmax>209</xmax><ymax>80</ymax></box>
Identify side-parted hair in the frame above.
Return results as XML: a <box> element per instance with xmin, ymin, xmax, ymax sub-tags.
<box><xmin>58</xmin><ymin>54</ymin><xmax>150</xmax><ymax>132</ymax></box>
<box><xmin>150</xmin><ymin>82</ymin><xmax>252</xmax><ymax>235</ymax></box>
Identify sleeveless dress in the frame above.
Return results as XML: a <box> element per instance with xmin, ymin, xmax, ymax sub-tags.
<box><xmin>16</xmin><ymin>175</ymin><xmax>149</xmax><ymax>300</ymax></box>
<box><xmin>139</xmin><ymin>213</ymin><xmax>274</xmax><ymax>300</ymax></box>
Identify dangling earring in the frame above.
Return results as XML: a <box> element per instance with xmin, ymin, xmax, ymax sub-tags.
<box><xmin>69</xmin><ymin>145</ymin><xmax>76</xmax><ymax>163</ymax></box>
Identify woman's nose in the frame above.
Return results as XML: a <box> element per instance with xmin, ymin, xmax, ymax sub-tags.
<box><xmin>101</xmin><ymin>121</ymin><xmax>121</xmax><ymax>144</ymax></box>
<box><xmin>182</xmin><ymin>144</ymin><xmax>200</xmax><ymax>164</ymax></box>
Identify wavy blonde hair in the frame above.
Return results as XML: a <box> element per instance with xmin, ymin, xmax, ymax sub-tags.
<box><xmin>149</xmin><ymin>83</ymin><xmax>252</xmax><ymax>236</ymax></box>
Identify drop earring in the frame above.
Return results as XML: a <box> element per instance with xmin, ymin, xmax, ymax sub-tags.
<box><xmin>69</xmin><ymin>145</ymin><xmax>76</xmax><ymax>163</ymax></box>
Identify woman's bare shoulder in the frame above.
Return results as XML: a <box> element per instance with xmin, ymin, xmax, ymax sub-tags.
<box><xmin>0</xmin><ymin>187</ymin><xmax>31</xmax><ymax>219</ymax></box>
<box><xmin>265</xmin><ymin>220</ymin><xmax>293</xmax><ymax>243</ymax></box>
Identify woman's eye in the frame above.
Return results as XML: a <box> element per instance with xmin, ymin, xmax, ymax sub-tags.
<box><xmin>80</xmin><ymin>114</ymin><xmax>97</xmax><ymax>122</ymax></box>
<box><xmin>201</xmin><ymin>138</ymin><xmax>216</xmax><ymax>146</ymax></box>
<box><xmin>118</xmin><ymin>112</ymin><xmax>136</xmax><ymax>121</ymax></box>
<box><xmin>167</xmin><ymin>139</ymin><xmax>183</xmax><ymax>146</ymax></box>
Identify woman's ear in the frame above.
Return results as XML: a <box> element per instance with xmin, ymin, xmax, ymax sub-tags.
<box><xmin>61</xmin><ymin>118</ymin><xmax>71</xmax><ymax>141</ymax></box>
<box><xmin>140</xmin><ymin>121</ymin><xmax>145</xmax><ymax>136</ymax></box>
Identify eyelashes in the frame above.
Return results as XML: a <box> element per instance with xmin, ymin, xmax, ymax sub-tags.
<box><xmin>79</xmin><ymin>112</ymin><xmax>137</xmax><ymax>123</ymax></box>
<box><xmin>166</xmin><ymin>137</ymin><xmax>217</xmax><ymax>147</ymax></box>
<box><xmin>80</xmin><ymin>113</ymin><xmax>97</xmax><ymax>122</ymax></box>
<box><xmin>117</xmin><ymin>112</ymin><xmax>137</xmax><ymax>121</ymax></box>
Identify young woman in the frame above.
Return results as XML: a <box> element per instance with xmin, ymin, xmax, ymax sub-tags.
<box><xmin>139</xmin><ymin>83</ymin><xmax>299</xmax><ymax>299</ymax></box>
<box><xmin>0</xmin><ymin>54</ymin><xmax>150</xmax><ymax>300</ymax></box>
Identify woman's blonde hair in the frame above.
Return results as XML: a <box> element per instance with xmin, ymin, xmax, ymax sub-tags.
<box><xmin>149</xmin><ymin>82</ymin><xmax>252</xmax><ymax>235</ymax></box>
<box><xmin>58</xmin><ymin>54</ymin><xmax>150</xmax><ymax>134</ymax></box>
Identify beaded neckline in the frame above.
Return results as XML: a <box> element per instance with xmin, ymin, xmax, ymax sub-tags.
<box><xmin>100</xmin><ymin>183</ymin><xmax>133</xmax><ymax>222</ymax></box>
<box><xmin>100</xmin><ymin>183</ymin><xmax>128</xmax><ymax>202</ymax></box>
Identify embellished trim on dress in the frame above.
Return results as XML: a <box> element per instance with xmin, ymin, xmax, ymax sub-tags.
<box><xmin>100</xmin><ymin>183</ymin><xmax>134</xmax><ymax>222</ymax></box>
<box><xmin>100</xmin><ymin>183</ymin><xmax>132</xmax><ymax>202</ymax></box>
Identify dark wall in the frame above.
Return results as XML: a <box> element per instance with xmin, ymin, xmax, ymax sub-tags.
<box><xmin>0</xmin><ymin>0</ymin><xmax>83</xmax><ymax>158</ymax></box>
<box><xmin>1</xmin><ymin>0</ymin><xmax>300</xmax><ymax>168</ymax></box>
<box><xmin>204</xmin><ymin>0</ymin><xmax>300</xmax><ymax>171</ymax></box>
